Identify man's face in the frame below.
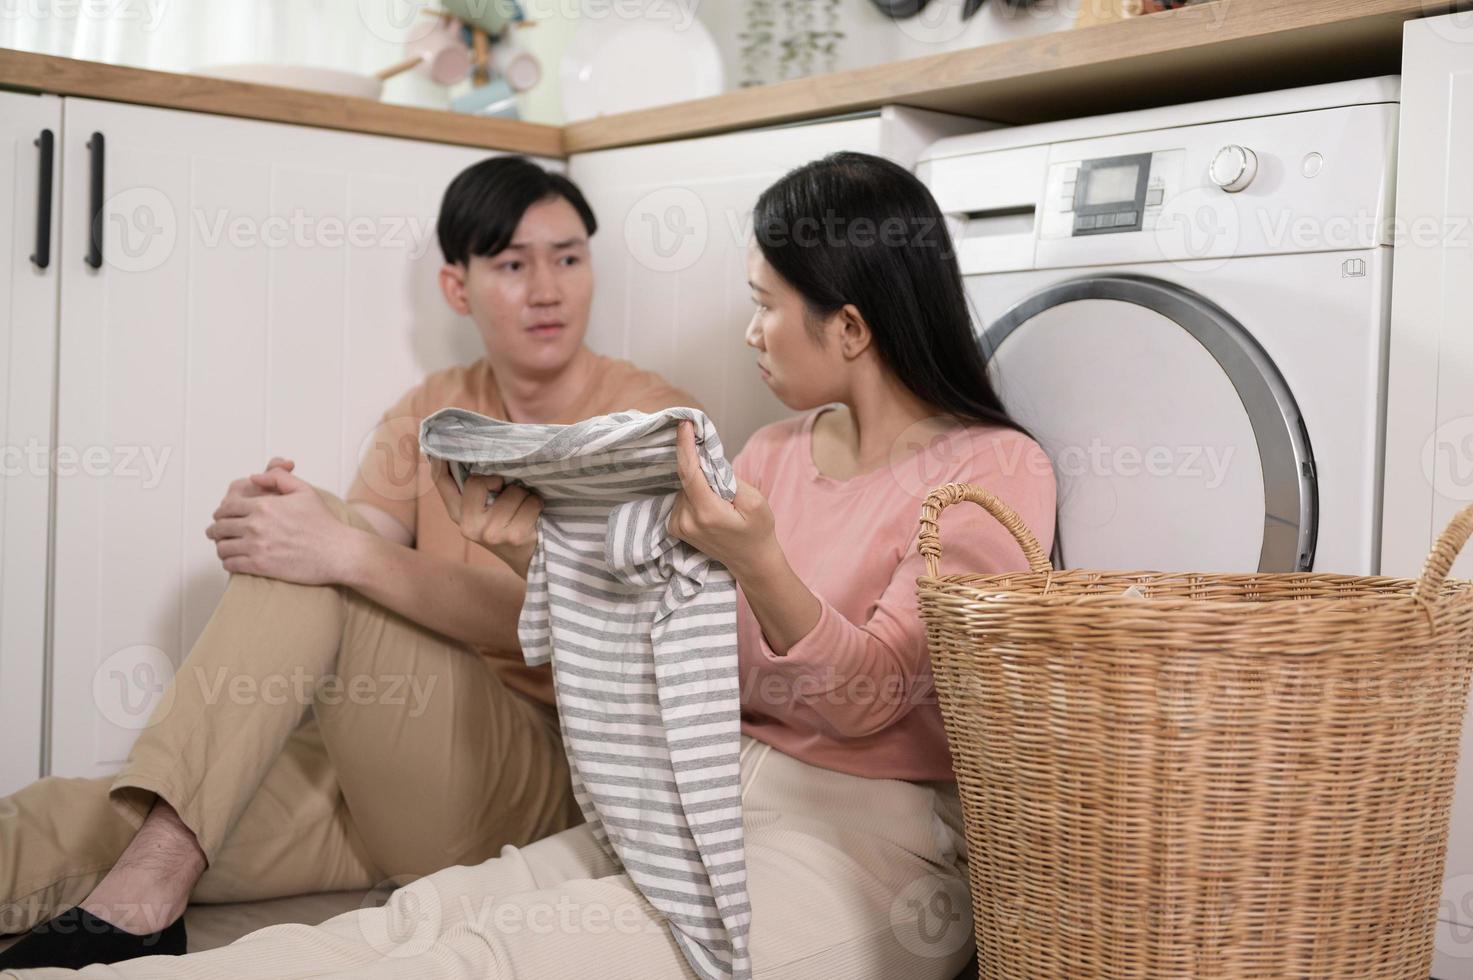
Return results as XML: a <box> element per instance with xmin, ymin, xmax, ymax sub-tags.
<box><xmin>440</xmin><ymin>196</ymin><xmax>593</xmax><ymax>377</ymax></box>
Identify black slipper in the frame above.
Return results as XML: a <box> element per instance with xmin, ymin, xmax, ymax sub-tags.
<box><xmin>0</xmin><ymin>905</ymin><xmax>186</xmax><ymax>970</ymax></box>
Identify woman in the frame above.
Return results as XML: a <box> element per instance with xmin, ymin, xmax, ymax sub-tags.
<box><xmin>9</xmin><ymin>152</ymin><xmax>1055</xmax><ymax>980</ymax></box>
<box><xmin>427</xmin><ymin>151</ymin><xmax>1057</xmax><ymax>978</ymax></box>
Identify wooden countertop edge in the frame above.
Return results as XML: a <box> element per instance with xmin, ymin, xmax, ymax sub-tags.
<box><xmin>0</xmin><ymin>48</ymin><xmax>563</xmax><ymax>158</ymax></box>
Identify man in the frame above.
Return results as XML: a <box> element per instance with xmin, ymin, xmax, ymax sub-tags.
<box><xmin>0</xmin><ymin>156</ymin><xmax>701</xmax><ymax>970</ymax></box>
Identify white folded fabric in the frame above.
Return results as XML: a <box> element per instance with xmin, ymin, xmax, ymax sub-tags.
<box><xmin>419</xmin><ymin>406</ymin><xmax>751</xmax><ymax>980</ymax></box>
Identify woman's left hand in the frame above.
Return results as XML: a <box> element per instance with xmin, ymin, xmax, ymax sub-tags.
<box><xmin>668</xmin><ymin>420</ymin><xmax>777</xmax><ymax>577</ymax></box>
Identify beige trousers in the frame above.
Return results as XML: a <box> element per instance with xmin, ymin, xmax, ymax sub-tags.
<box><xmin>0</xmin><ymin>489</ymin><xmax>580</xmax><ymax>937</ymax></box>
<box><xmin>5</xmin><ymin>735</ymin><xmax>975</xmax><ymax>980</ymax></box>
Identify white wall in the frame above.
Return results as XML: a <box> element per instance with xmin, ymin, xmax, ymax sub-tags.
<box><xmin>0</xmin><ymin>0</ymin><xmax>450</xmax><ymax>108</ymax></box>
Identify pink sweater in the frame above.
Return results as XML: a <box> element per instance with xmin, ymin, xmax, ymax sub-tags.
<box><xmin>732</xmin><ymin>408</ymin><xmax>1057</xmax><ymax>782</ymax></box>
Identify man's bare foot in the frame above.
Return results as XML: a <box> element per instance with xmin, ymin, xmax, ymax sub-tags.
<box><xmin>79</xmin><ymin>797</ymin><xmax>206</xmax><ymax>935</ymax></box>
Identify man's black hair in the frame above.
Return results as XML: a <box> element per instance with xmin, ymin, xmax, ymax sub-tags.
<box><xmin>436</xmin><ymin>155</ymin><xmax>598</xmax><ymax>265</ymax></box>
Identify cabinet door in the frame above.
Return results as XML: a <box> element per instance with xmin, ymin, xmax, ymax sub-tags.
<box><xmin>0</xmin><ymin>91</ymin><xmax>61</xmax><ymax>796</ymax></box>
<box><xmin>1381</xmin><ymin>14</ymin><xmax>1473</xmax><ymax>980</ymax></box>
<box><xmin>50</xmin><ymin>98</ymin><xmax>523</xmax><ymax>778</ymax></box>
<box><xmin>568</xmin><ymin>108</ymin><xmax>990</xmax><ymax>454</ymax></box>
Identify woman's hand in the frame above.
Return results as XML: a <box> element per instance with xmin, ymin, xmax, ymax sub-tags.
<box><xmin>667</xmin><ymin>420</ymin><xmax>778</xmax><ymax>577</ymax></box>
<box><xmin>431</xmin><ymin>458</ymin><xmax>542</xmax><ymax>579</ymax></box>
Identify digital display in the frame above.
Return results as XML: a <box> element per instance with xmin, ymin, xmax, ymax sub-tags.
<box><xmin>1083</xmin><ymin>164</ymin><xmax>1141</xmax><ymax>205</ymax></box>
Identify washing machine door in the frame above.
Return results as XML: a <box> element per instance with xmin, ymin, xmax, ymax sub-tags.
<box><xmin>980</xmin><ymin>274</ymin><xmax>1316</xmax><ymax>573</ymax></box>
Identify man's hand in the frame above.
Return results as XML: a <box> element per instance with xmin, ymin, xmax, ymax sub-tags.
<box><xmin>431</xmin><ymin>458</ymin><xmax>542</xmax><ymax>579</ymax></box>
<box><xmin>205</xmin><ymin>460</ymin><xmax>355</xmax><ymax>585</ymax></box>
<box><xmin>211</xmin><ymin>457</ymin><xmax>296</xmax><ymax>517</ymax></box>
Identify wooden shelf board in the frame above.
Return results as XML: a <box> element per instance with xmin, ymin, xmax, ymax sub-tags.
<box><xmin>0</xmin><ymin>48</ymin><xmax>562</xmax><ymax>157</ymax></box>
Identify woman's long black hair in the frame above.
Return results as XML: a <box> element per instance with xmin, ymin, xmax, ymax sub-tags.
<box><xmin>753</xmin><ymin>151</ymin><xmax>1063</xmax><ymax>561</ymax></box>
<box><xmin>751</xmin><ymin>150</ymin><xmax>1026</xmax><ymax>435</ymax></box>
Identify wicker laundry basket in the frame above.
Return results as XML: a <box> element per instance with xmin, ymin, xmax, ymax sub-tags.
<box><xmin>915</xmin><ymin>482</ymin><xmax>1473</xmax><ymax>979</ymax></box>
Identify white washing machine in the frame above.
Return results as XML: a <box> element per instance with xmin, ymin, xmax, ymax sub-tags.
<box><xmin>917</xmin><ymin>77</ymin><xmax>1398</xmax><ymax>574</ymax></box>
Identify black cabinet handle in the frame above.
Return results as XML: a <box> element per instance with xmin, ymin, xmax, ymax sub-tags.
<box><xmin>29</xmin><ymin>129</ymin><xmax>54</xmax><ymax>270</ymax></box>
<box><xmin>85</xmin><ymin>131</ymin><xmax>104</xmax><ymax>269</ymax></box>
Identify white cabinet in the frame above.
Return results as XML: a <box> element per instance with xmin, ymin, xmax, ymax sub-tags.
<box><xmin>46</xmin><ymin>99</ymin><xmax>526</xmax><ymax>778</ymax></box>
<box><xmin>0</xmin><ymin>91</ymin><xmax>61</xmax><ymax>797</ymax></box>
<box><xmin>15</xmin><ymin>94</ymin><xmax>984</xmax><ymax>784</ymax></box>
<box><xmin>1380</xmin><ymin>13</ymin><xmax>1473</xmax><ymax>980</ymax></box>
<box><xmin>568</xmin><ymin>107</ymin><xmax>993</xmax><ymax>453</ymax></box>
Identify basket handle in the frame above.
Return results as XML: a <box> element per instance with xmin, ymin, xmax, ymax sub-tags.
<box><xmin>1413</xmin><ymin>501</ymin><xmax>1473</xmax><ymax>603</ymax></box>
<box><xmin>918</xmin><ymin>482</ymin><xmax>1053</xmax><ymax>578</ymax></box>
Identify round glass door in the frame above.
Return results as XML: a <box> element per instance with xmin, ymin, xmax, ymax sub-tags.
<box><xmin>980</xmin><ymin>274</ymin><xmax>1316</xmax><ymax>572</ymax></box>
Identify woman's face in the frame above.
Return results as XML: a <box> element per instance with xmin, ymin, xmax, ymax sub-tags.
<box><xmin>744</xmin><ymin>241</ymin><xmax>846</xmax><ymax>410</ymax></box>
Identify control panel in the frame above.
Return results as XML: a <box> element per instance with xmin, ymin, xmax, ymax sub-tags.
<box><xmin>1040</xmin><ymin>149</ymin><xmax>1185</xmax><ymax>240</ymax></box>
<box><xmin>916</xmin><ymin>87</ymin><xmax>1398</xmax><ymax>274</ymax></box>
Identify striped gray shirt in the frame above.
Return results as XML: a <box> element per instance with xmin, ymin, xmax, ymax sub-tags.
<box><xmin>420</xmin><ymin>406</ymin><xmax>751</xmax><ymax>980</ymax></box>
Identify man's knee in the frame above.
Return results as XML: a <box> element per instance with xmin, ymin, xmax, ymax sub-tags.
<box><xmin>312</xmin><ymin>486</ymin><xmax>375</xmax><ymax>535</ymax></box>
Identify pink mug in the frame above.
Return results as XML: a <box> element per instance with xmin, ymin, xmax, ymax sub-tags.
<box><xmin>404</xmin><ymin>14</ymin><xmax>472</xmax><ymax>86</ymax></box>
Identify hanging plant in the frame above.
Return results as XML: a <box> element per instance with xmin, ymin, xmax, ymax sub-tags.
<box><xmin>741</xmin><ymin>0</ymin><xmax>846</xmax><ymax>87</ymax></box>
<box><xmin>738</xmin><ymin>0</ymin><xmax>777</xmax><ymax>88</ymax></box>
<box><xmin>819</xmin><ymin>0</ymin><xmax>842</xmax><ymax>74</ymax></box>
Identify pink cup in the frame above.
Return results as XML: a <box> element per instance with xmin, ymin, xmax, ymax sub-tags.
<box><xmin>404</xmin><ymin>15</ymin><xmax>472</xmax><ymax>86</ymax></box>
